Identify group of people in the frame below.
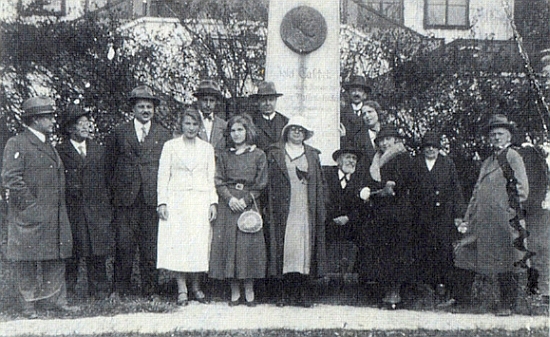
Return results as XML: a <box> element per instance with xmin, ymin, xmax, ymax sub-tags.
<box><xmin>1</xmin><ymin>76</ymin><xmax>548</xmax><ymax>319</ymax></box>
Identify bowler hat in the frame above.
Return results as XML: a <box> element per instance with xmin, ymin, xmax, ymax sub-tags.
<box><xmin>343</xmin><ymin>75</ymin><xmax>372</xmax><ymax>93</ymax></box>
<box><xmin>193</xmin><ymin>79</ymin><xmax>223</xmax><ymax>99</ymax></box>
<box><xmin>129</xmin><ymin>85</ymin><xmax>161</xmax><ymax>105</ymax></box>
<box><xmin>421</xmin><ymin>131</ymin><xmax>441</xmax><ymax>149</ymax></box>
<box><xmin>21</xmin><ymin>96</ymin><xmax>55</xmax><ymax>118</ymax></box>
<box><xmin>374</xmin><ymin>126</ymin><xmax>402</xmax><ymax>144</ymax></box>
<box><xmin>332</xmin><ymin>148</ymin><xmax>363</xmax><ymax>162</ymax></box>
<box><xmin>485</xmin><ymin>114</ymin><xmax>516</xmax><ymax>132</ymax></box>
<box><xmin>61</xmin><ymin>105</ymin><xmax>90</xmax><ymax>134</ymax></box>
<box><xmin>250</xmin><ymin>81</ymin><xmax>283</xmax><ymax>98</ymax></box>
<box><xmin>281</xmin><ymin>115</ymin><xmax>314</xmax><ymax>141</ymax></box>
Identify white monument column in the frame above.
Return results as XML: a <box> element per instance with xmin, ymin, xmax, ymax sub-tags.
<box><xmin>265</xmin><ymin>1</ymin><xmax>340</xmax><ymax>164</ymax></box>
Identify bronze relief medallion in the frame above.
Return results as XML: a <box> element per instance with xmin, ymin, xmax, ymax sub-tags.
<box><xmin>280</xmin><ymin>6</ymin><xmax>328</xmax><ymax>55</ymax></box>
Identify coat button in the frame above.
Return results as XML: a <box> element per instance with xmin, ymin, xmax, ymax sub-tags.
<box><xmin>435</xmin><ymin>202</ymin><xmax>441</xmax><ymax>207</ymax></box>
<box><xmin>435</xmin><ymin>190</ymin><xmax>440</xmax><ymax>195</ymax></box>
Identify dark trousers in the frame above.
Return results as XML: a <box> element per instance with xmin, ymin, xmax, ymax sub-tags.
<box><xmin>498</xmin><ymin>271</ymin><xmax>518</xmax><ymax>309</ymax></box>
<box><xmin>66</xmin><ymin>255</ymin><xmax>111</xmax><ymax>297</ymax></box>
<box><xmin>113</xmin><ymin>195</ymin><xmax>159</xmax><ymax>296</ymax></box>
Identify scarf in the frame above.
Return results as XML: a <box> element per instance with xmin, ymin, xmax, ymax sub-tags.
<box><xmin>369</xmin><ymin>142</ymin><xmax>407</xmax><ymax>182</ymax></box>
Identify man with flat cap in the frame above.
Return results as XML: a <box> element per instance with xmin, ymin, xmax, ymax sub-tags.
<box><xmin>325</xmin><ymin>148</ymin><xmax>368</xmax><ymax>277</ymax></box>
<box><xmin>2</xmin><ymin>96</ymin><xmax>76</xmax><ymax>318</ymax></box>
<box><xmin>194</xmin><ymin>79</ymin><xmax>227</xmax><ymax>152</ymax></box>
<box><xmin>105</xmin><ymin>85</ymin><xmax>172</xmax><ymax>298</ymax></box>
<box><xmin>340</xmin><ymin>75</ymin><xmax>373</xmax><ymax>140</ymax></box>
<box><xmin>57</xmin><ymin>105</ymin><xmax>114</xmax><ymax>299</ymax></box>
<box><xmin>250</xmin><ymin>81</ymin><xmax>289</xmax><ymax>151</ymax></box>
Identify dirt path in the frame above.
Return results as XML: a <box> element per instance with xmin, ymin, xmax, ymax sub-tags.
<box><xmin>0</xmin><ymin>302</ymin><xmax>548</xmax><ymax>336</ymax></box>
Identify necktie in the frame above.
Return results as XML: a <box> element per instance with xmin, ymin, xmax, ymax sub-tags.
<box><xmin>340</xmin><ymin>175</ymin><xmax>349</xmax><ymax>189</ymax></box>
<box><xmin>78</xmin><ymin>145</ymin><xmax>86</xmax><ymax>159</ymax></box>
<box><xmin>203</xmin><ymin>113</ymin><xmax>213</xmax><ymax>121</ymax></box>
<box><xmin>141</xmin><ymin>126</ymin><xmax>148</xmax><ymax>143</ymax></box>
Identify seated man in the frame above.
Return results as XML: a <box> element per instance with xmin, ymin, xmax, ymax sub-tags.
<box><xmin>324</xmin><ymin>148</ymin><xmax>368</xmax><ymax>279</ymax></box>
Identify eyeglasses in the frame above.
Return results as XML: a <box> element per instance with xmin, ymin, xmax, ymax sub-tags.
<box><xmin>289</xmin><ymin>126</ymin><xmax>306</xmax><ymax>133</ymax></box>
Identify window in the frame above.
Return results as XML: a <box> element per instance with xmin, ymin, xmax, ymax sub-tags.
<box><xmin>364</xmin><ymin>0</ymin><xmax>404</xmax><ymax>24</ymax></box>
<box><xmin>18</xmin><ymin>0</ymin><xmax>66</xmax><ymax>17</ymax></box>
<box><xmin>425</xmin><ymin>0</ymin><xmax>469</xmax><ymax>29</ymax></box>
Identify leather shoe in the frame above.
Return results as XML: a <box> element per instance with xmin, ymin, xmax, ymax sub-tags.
<box><xmin>191</xmin><ymin>289</ymin><xmax>208</xmax><ymax>303</ymax></box>
<box><xmin>228</xmin><ymin>298</ymin><xmax>241</xmax><ymax>307</ymax></box>
<box><xmin>245</xmin><ymin>300</ymin><xmax>257</xmax><ymax>307</ymax></box>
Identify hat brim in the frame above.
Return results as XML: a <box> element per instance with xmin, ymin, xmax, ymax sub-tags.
<box><xmin>332</xmin><ymin>149</ymin><xmax>363</xmax><ymax>161</ymax></box>
<box><xmin>193</xmin><ymin>90</ymin><xmax>223</xmax><ymax>99</ymax></box>
<box><xmin>343</xmin><ymin>84</ymin><xmax>372</xmax><ymax>92</ymax></box>
<box><xmin>250</xmin><ymin>93</ymin><xmax>283</xmax><ymax>98</ymax></box>
<box><xmin>421</xmin><ymin>142</ymin><xmax>441</xmax><ymax>149</ymax></box>
<box><xmin>281</xmin><ymin>123</ymin><xmax>314</xmax><ymax>141</ymax></box>
<box><xmin>486</xmin><ymin>122</ymin><xmax>516</xmax><ymax>132</ymax></box>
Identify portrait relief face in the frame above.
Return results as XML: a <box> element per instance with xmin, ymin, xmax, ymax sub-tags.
<box><xmin>133</xmin><ymin>99</ymin><xmax>155</xmax><ymax>124</ymax></box>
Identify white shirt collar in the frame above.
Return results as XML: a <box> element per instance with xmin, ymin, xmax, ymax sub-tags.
<box><xmin>134</xmin><ymin>119</ymin><xmax>151</xmax><ymax>131</ymax></box>
<box><xmin>262</xmin><ymin>112</ymin><xmax>277</xmax><ymax>121</ymax></box>
<box><xmin>351</xmin><ymin>102</ymin><xmax>363</xmax><ymax>112</ymax></box>
<box><xmin>70</xmin><ymin>139</ymin><xmax>86</xmax><ymax>151</ymax></box>
<box><xmin>28</xmin><ymin>127</ymin><xmax>46</xmax><ymax>143</ymax></box>
<box><xmin>338</xmin><ymin>169</ymin><xmax>351</xmax><ymax>180</ymax></box>
<box><xmin>425</xmin><ymin>158</ymin><xmax>436</xmax><ymax>171</ymax></box>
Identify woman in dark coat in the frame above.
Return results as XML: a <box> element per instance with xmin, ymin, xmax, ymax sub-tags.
<box><xmin>209</xmin><ymin>114</ymin><xmax>268</xmax><ymax>306</ymax></box>
<box><xmin>410</xmin><ymin>131</ymin><xmax>473</xmax><ymax>306</ymax></box>
<box><xmin>359</xmin><ymin>126</ymin><xmax>414</xmax><ymax>308</ymax></box>
<box><xmin>266</xmin><ymin>116</ymin><xmax>326</xmax><ymax>307</ymax></box>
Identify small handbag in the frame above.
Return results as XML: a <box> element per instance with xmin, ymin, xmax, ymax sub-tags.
<box><xmin>237</xmin><ymin>194</ymin><xmax>263</xmax><ymax>233</ymax></box>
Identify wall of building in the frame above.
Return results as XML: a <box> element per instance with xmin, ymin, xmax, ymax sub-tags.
<box><xmin>403</xmin><ymin>0</ymin><xmax>514</xmax><ymax>42</ymax></box>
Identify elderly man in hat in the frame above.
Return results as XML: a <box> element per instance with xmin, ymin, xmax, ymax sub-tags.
<box><xmin>340</xmin><ymin>75</ymin><xmax>373</xmax><ymax>139</ymax></box>
<box><xmin>194</xmin><ymin>79</ymin><xmax>227</xmax><ymax>151</ymax></box>
<box><xmin>455</xmin><ymin>114</ymin><xmax>529</xmax><ymax>316</ymax></box>
<box><xmin>410</xmin><ymin>131</ymin><xmax>473</xmax><ymax>308</ymax></box>
<box><xmin>105</xmin><ymin>85</ymin><xmax>172</xmax><ymax>299</ymax></box>
<box><xmin>324</xmin><ymin>148</ymin><xmax>368</xmax><ymax>278</ymax></box>
<box><xmin>57</xmin><ymin>105</ymin><xmax>114</xmax><ymax>299</ymax></box>
<box><xmin>250</xmin><ymin>81</ymin><xmax>289</xmax><ymax>151</ymax></box>
<box><xmin>2</xmin><ymin>97</ymin><xmax>76</xmax><ymax>318</ymax></box>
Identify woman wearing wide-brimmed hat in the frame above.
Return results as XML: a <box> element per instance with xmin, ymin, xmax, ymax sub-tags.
<box><xmin>454</xmin><ymin>114</ymin><xmax>529</xmax><ymax>316</ymax></box>
<box><xmin>265</xmin><ymin>116</ymin><xmax>326</xmax><ymax>307</ymax></box>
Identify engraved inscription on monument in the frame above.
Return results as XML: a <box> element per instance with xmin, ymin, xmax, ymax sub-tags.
<box><xmin>280</xmin><ymin>6</ymin><xmax>327</xmax><ymax>55</ymax></box>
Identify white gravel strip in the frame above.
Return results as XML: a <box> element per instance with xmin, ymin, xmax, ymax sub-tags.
<box><xmin>0</xmin><ymin>302</ymin><xmax>548</xmax><ymax>336</ymax></box>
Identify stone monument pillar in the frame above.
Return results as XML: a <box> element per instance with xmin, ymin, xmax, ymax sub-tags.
<box><xmin>265</xmin><ymin>1</ymin><xmax>340</xmax><ymax>164</ymax></box>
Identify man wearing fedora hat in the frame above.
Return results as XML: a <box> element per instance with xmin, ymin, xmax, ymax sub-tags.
<box><xmin>324</xmin><ymin>148</ymin><xmax>368</xmax><ymax>278</ymax></box>
<box><xmin>410</xmin><ymin>131</ymin><xmax>473</xmax><ymax>308</ymax></box>
<box><xmin>250</xmin><ymin>81</ymin><xmax>289</xmax><ymax>151</ymax></box>
<box><xmin>194</xmin><ymin>79</ymin><xmax>227</xmax><ymax>151</ymax></box>
<box><xmin>57</xmin><ymin>105</ymin><xmax>114</xmax><ymax>299</ymax></box>
<box><xmin>105</xmin><ymin>85</ymin><xmax>172</xmax><ymax>299</ymax></box>
<box><xmin>455</xmin><ymin>114</ymin><xmax>529</xmax><ymax>316</ymax></box>
<box><xmin>341</xmin><ymin>75</ymin><xmax>373</xmax><ymax>139</ymax></box>
<box><xmin>2</xmin><ymin>96</ymin><xmax>76</xmax><ymax>317</ymax></box>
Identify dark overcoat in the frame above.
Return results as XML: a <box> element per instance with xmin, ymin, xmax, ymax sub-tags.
<box><xmin>340</xmin><ymin>103</ymin><xmax>362</xmax><ymax>148</ymax></box>
<box><xmin>410</xmin><ymin>155</ymin><xmax>466</xmax><ymax>248</ymax></box>
<box><xmin>105</xmin><ymin>121</ymin><xmax>171</xmax><ymax>207</ymax></box>
<box><xmin>356</xmin><ymin>151</ymin><xmax>415</xmax><ymax>283</ymax></box>
<box><xmin>342</xmin><ymin>119</ymin><xmax>377</xmax><ymax>178</ymax></box>
<box><xmin>266</xmin><ymin>142</ymin><xmax>327</xmax><ymax>278</ymax></box>
<box><xmin>57</xmin><ymin>139</ymin><xmax>114</xmax><ymax>257</ymax></box>
<box><xmin>324</xmin><ymin>165</ymin><xmax>368</xmax><ymax>243</ymax></box>
<box><xmin>252</xmin><ymin>112</ymin><xmax>289</xmax><ymax>151</ymax></box>
<box><xmin>1</xmin><ymin>130</ymin><xmax>72</xmax><ymax>261</ymax></box>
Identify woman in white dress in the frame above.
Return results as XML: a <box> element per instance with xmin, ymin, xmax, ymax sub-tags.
<box><xmin>156</xmin><ymin>107</ymin><xmax>218</xmax><ymax>305</ymax></box>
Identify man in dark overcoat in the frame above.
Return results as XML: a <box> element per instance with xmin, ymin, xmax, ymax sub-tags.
<box><xmin>324</xmin><ymin>148</ymin><xmax>368</xmax><ymax>275</ymax></box>
<box><xmin>194</xmin><ymin>79</ymin><xmax>227</xmax><ymax>152</ymax></box>
<box><xmin>250</xmin><ymin>81</ymin><xmax>289</xmax><ymax>151</ymax></box>
<box><xmin>105</xmin><ymin>86</ymin><xmax>172</xmax><ymax>298</ymax></box>
<box><xmin>57</xmin><ymin>105</ymin><xmax>114</xmax><ymax>299</ymax></box>
<box><xmin>410</xmin><ymin>131</ymin><xmax>474</xmax><ymax>307</ymax></box>
<box><xmin>1</xmin><ymin>96</ymin><xmax>75</xmax><ymax>318</ymax></box>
